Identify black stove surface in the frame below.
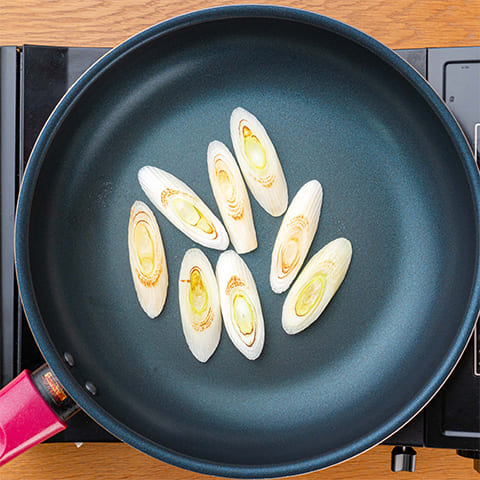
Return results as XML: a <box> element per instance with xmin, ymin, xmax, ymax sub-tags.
<box><xmin>0</xmin><ymin>44</ymin><xmax>479</xmax><ymax>460</ymax></box>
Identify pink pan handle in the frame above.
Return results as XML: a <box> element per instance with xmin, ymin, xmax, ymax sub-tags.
<box><xmin>0</xmin><ymin>367</ymin><xmax>77</xmax><ymax>466</ymax></box>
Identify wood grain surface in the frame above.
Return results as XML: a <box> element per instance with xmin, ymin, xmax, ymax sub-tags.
<box><xmin>1</xmin><ymin>0</ymin><xmax>479</xmax><ymax>479</ymax></box>
<box><xmin>1</xmin><ymin>0</ymin><xmax>480</xmax><ymax>49</ymax></box>
<box><xmin>2</xmin><ymin>443</ymin><xmax>480</xmax><ymax>480</ymax></box>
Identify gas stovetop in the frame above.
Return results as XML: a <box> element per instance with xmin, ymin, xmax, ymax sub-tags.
<box><xmin>1</xmin><ymin>44</ymin><xmax>479</xmax><ymax>472</ymax></box>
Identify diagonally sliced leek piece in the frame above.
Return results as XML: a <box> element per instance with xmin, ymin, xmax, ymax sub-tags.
<box><xmin>128</xmin><ymin>201</ymin><xmax>168</xmax><ymax>318</ymax></box>
<box><xmin>207</xmin><ymin>140</ymin><xmax>257</xmax><ymax>254</ymax></box>
<box><xmin>270</xmin><ymin>180</ymin><xmax>323</xmax><ymax>293</ymax></box>
<box><xmin>216</xmin><ymin>250</ymin><xmax>265</xmax><ymax>360</ymax></box>
<box><xmin>138</xmin><ymin>166</ymin><xmax>229</xmax><ymax>250</ymax></box>
<box><xmin>282</xmin><ymin>238</ymin><xmax>352</xmax><ymax>335</ymax></box>
<box><xmin>179</xmin><ymin>248</ymin><xmax>221</xmax><ymax>363</ymax></box>
<box><xmin>230</xmin><ymin>107</ymin><xmax>288</xmax><ymax>217</ymax></box>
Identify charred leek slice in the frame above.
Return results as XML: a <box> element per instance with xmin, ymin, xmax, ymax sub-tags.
<box><xmin>128</xmin><ymin>201</ymin><xmax>168</xmax><ymax>318</ymax></box>
<box><xmin>216</xmin><ymin>250</ymin><xmax>265</xmax><ymax>360</ymax></box>
<box><xmin>270</xmin><ymin>180</ymin><xmax>323</xmax><ymax>293</ymax></box>
<box><xmin>207</xmin><ymin>140</ymin><xmax>257</xmax><ymax>254</ymax></box>
<box><xmin>230</xmin><ymin>107</ymin><xmax>288</xmax><ymax>217</ymax></box>
<box><xmin>282</xmin><ymin>238</ymin><xmax>352</xmax><ymax>335</ymax></box>
<box><xmin>138</xmin><ymin>166</ymin><xmax>229</xmax><ymax>250</ymax></box>
<box><xmin>179</xmin><ymin>248</ymin><xmax>221</xmax><ymax>363</ymax></box>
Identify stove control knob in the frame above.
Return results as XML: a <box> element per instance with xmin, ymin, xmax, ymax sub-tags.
<box><xmin>457</xmin><ymin>450</ymin><xmax>480</xmax><ymax>473</ymax></box>
<box><xmin>391</xmin><ymin>446</ymin><xmax>417</xmax><ymax>472</ymax></box>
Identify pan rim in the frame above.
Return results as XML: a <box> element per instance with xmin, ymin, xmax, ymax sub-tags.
<box><xmin>14</xmin><ymin>5</ymin><xmax>480</xmax><ymax>478</ymax></box>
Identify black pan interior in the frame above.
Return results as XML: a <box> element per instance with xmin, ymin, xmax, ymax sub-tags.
<box><xmin>26</xmin><ymin>16</ymin><xmax>478</xmax><ymax>470</ymax></box>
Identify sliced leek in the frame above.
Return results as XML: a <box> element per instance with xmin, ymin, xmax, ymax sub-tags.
<box><xmin>216</xmin><ymin>250</ymin><xmax>265</xmax><ymax>360</ymax></box>
<box><xmin>282</xmin><ymin>238</ymin><xmax>352</xmax><ymax>335</ymax></box>
<box><xmin>207</xmin><ymin>140</ymin><xmax>257</xmax><ymax>254</ymax></box>
<box><xmin>230</xmin><ymin>107</ymin><xmax>288</xmax><ymax>217</ymax></box>
<box><xmin>179</xmin><ymin>248</ymin><xmax>221</xmax><ymax>363</ymax></box>
<box><xmin>270</xmin><ymin>180</ymin><xmax>323</xmax><ymax>293</ymax></box>
<box><xmin>138</xmin><ymin>166</ymin><xmax>229</xmax><ymax>250</ymax></box>
<box><xmin>128</xmin><ymin>201</ymin><xmax>168</xmax><ymax>318</ymax></box>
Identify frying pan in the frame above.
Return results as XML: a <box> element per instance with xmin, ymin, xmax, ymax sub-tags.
<box><xmin>4</xmin><ymin>5</ymin><xmax>480</xmax><ymax>478</ymax></box>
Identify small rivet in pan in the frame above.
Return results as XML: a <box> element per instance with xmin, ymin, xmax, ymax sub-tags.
<box><xmin>64</xmin><ymin>352</ymin><xmax>75</xmax><ymax>367</ymax></box>
<box><xmin>85</xmin><ymin>381</ymin><xmax>97</xmax><ymax>396</ymax></box>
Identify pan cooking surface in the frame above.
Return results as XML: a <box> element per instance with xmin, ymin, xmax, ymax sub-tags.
<box><xmin>19</xmin><ymin>9</ymin><xmax>479</xmax><ymax>477</ymax></box>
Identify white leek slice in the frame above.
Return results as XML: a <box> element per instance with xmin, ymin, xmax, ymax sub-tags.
<box><xmin>270</xmin><ymin>180</ymin><xmax>323</xmax><ymax>293</ymax></box>
<box><xmin>128</xmin><ymin>201</ymin><xmax>168</xmax><ymax>318</ymax></box>
<box><xmin>216</xmin><ymin>250</ymin><xmax>265</xmax><ymax>360</ymax></box>
<box><xmin>230</xmin><ymin>107</ymin><xmax>288</xmax><ymax>217</ymax></box>
<box><xmin>179</xmin><ymin>248</ymin><xmax>221</xmax><ymax>363</ymax></box>
<box><xmin>138</xmin><ymin>166</ymin><xmax>229</xmax><ymax>250</ymax></box>
<box><xmin>207</xmin><ymin>140</ymin><xmax>257</xmax><ymax>254</ymax></box>
<box><xmin>282</xmin><ymin>238</ymin><xmax>352</xmax><ymax>335</ymax></box>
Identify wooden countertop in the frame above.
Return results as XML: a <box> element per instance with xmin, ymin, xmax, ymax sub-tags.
<box><xmin>1</xmin><ymin>0</ymin><xmax>480</xmax><ymax>49</ymax></box>
<box><xmin>1</xmin><ymin>1</ymin><xmax>479</xmax><ymax>479</ymax></box>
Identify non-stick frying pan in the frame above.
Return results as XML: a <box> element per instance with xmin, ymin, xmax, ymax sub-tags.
<box><xmin>4</xmin><ymin>5</ymin><xmax>480</xmax><ymax>478</ymax></box>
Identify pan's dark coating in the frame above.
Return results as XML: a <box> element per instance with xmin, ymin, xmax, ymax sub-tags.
<box><xmin>15</xmin><ymin>6</ymin><xmax>480</xmax><ymax>478</ymax></box>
